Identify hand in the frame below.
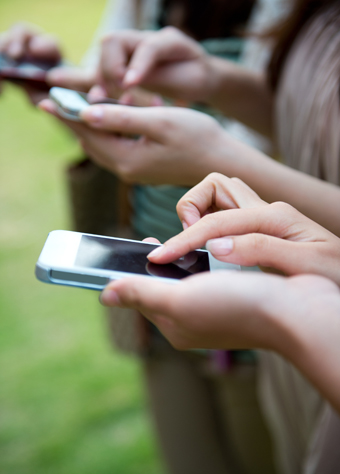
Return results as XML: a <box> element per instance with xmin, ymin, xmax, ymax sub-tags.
<box><xmin>100</xmin><ymin>268</ymin><xmax>283</xmax><ymax>350</ymax></box>
<box><xmin>0</xmin><ymin>22</ymin><xmax>61</xmax><ymax>62</ymax></box>
<box><xmin>38</xmin><ymin>100</ymin><xmax>227</xmax><ymax>186</ymax></box>
<box><xmin>0</xmin><ymin>22</ymin><xmax>62</xmax><ymax>103</ymax></box>
<box><xmin>0</xmin><ymin>23</ymin><xmax>95</xmax><ymax>98</ymax></box>
<box><xmin>99</xmin><ymin>269</ymin><xmax>337</xmax><ymax>351</ymax></box>
<box><xmin>97</xmin><ymin>27</ymin><xmax>213</xmax><ymax>102</ymax></box>
<box><xmin>148</xmin><ymin>173</ymin><xmax>340</xmax><ymax>285</ymax></box>
<box><xmin>100</xmin><ymin>270</ymin><xmax>340</xmax><ymax>413</ymax></box>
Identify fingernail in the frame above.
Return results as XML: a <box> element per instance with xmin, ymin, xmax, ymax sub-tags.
<box><xmin>84</xmin><ymin>106</ymin><xmax>104</xmax><ymax>122</ymax></box>
<box><xmin>100</xmin><ymin>288</ymin><xmax>120</xmax><ymax>306</ymax></box>
<box><xmin>206</xmin><ymin>238</ymin><xmax>234</xmax><ymax>256</ymax></box>
<box><xmin>147</xmin><ymin>246</ymin><xmax>163</xmax><ymax>259</ymax></box>
<box><xmin>124</xmin><ymin>69</ymin><xmax>140</xmax><ymax>85</ymax></box>
<box><xmin>182</xmin><ymin>221</ymin><xmax>189</xmax><ymax>230</ymax></box>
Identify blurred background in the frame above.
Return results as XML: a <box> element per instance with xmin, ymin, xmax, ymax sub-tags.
<box><xmin>0</xmin><ymin>1</ymin><xmax>163</xmax><ymax>472</ymax></box>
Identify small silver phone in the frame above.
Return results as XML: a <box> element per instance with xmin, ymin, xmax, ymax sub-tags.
<box><xmin>35</xmin><ymin>230</ymin><xmax>239</xmax><ymax>290</ymax></box>
<box><xmin>49</xmin><ymin>87</ymin><xmax>119</xmax><ymax>121</ymax></box>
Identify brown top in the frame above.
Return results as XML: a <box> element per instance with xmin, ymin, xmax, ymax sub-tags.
<box><xmin>276</xmin><ymin>4</ymin><xmax>340</xmax><ymax>185</ymax></box>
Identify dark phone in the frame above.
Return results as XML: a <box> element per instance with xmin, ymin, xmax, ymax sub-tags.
<box><xmin>0</xmin><ymin>53</ymin><xmax>58</xmax><ymax>90</ymax></box>
<box><xmin>75</xmin><ymin>235</ymin><xmax>210</xmax><ymax>280</ymax></box>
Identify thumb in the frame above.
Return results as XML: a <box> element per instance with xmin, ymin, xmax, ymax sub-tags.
<box><xmin>80</xmin><ymin>104</ymin><xmax>168</xmax><ymax>140</ymax></box>
<box><xmin>47</xmin><ymin>67</ymin><xmax>94</xmax><ymax>92</ymax></box>
<box><xmin>100</xmin><ymin>276</ymin><xmax>176</xmax><ymax>320</ymax></box>
<box><xmin>206</xmin><ymin>234</ymin><xmax>308</xmax><ymax>275</ymax></box>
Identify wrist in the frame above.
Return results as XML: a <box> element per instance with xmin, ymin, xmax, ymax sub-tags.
<box><xmin>254</xmin><ymin>276</ymin><xmax>301</xmax><ymax>353</ymax></box>
<box><xmin>201</xmin><ymin>55</ymin><xmax>225</xmax><ymax>104</ymax></box>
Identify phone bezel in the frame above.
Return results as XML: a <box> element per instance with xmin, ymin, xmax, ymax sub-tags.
<box><xmin>36</xmin><ymin>230</ymin><xmax>233</xmax><ymax>290</ymax></box>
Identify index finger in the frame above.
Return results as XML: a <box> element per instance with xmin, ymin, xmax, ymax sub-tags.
<box><xmin>177</xmin><ymin>173</ymin><xmax>267</xmax><ymax>228</ymax></box>
<box><xmin>147</xmin><ymin>205</ymin><xmax>288</xmax><ymax>264</ymax></box>
<box><xmin>99</xmin><ymin>30</ymin><xmax>146</xmax><ymax>91</ymax></box>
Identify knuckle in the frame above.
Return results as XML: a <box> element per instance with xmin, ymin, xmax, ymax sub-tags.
<box><xmin>206</xmin><ymin>172</ymin><xmax>224</xmax><ymax>184</ymax></box>
<box><xmin>251</xmin><ymin>233</ymin><xmax>269</xmax><ymax>253</ymax></box>
<box><xmin>162</xmin><ymin>26</ymin><xmax>178</xmax><ymax>36</ymax></box>
<box><xmin>270</xmin><ymin>201</ymin><xmax>294</xmax><ymax>215</ymax></box>
<box><xmin>101</xmin><ymin>33</ymin><xmax>116</xmax><ymax>46</ymax></box>
<box><xmin>200</xmin><ymin>213</ymin><xmax>217</xmax><ymax>230</ymax></box>
<box><xmin>141</xmin><ymin>39</ymin><xmax>158</xmax><ymax>58</ymax></box>
<box><xmin>176</xmin><ymin>197</ymin><xmax>187</xmax><ymax>216</ymax></box>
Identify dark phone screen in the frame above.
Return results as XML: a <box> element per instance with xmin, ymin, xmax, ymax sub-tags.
<box><xmin>75</xmin><ymin>235</ymin><xmax>210</xmax><ymax>280</ymax></box>
<box><xmin>0</xmin><ymin>53</ymin><xmax>56</xmax><ymax>87</ymax></box>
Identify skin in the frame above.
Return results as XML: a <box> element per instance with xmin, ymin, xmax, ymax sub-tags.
<box><xmin>0</xmin><ymin>22</ymin><xmax>95</xmax><ymax>100</ymax></box>
<box><xmin>99</xmin><ymin>179</ymin><xmax>340</xmax><ymax>413</ymax></box>
<box><xmin>100</xmin><ymin>268</ymin><xmax>340</xmax><ymax>414</ymax></box>
<box><xmin>0</xmin><ymin>23</ymin><xmax>163</xmax><ymax>105</ymax></box>
<box><xmin>37</xmin><ymin>99</ymin><xmax>340</xmax><ymax>238</ymax></box>
<box><xmin>148</xmin><ymin>173</ymin><xmax>340</xmax><ymax>285</ymax></box>
<box><xmin>97</xmin><ymin>27</ymin><xmax>274</xmax><ymax>137</ymax></box>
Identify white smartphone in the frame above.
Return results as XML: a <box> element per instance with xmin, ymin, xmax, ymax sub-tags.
<box><xmin>35</xmin><ymin>230</ymin><xmax>239</xmax><ymax>290</ymax></box>
<box><xmin>49</xmin><ymin>87</ymin><xmax>119</xmax><ymax>121</ymax></box>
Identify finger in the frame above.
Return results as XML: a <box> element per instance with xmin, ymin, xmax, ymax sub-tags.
<box><xmin>28</xmin><ymin>34</ymin><xmax>61</xmax><ymax>62</ymax></box>
<box><xmin>22</xmin><ymin>85</ymin><xmax>49</xmax><ymax>105</ymax></box>
<box><xmin>177</xmin><ymin>173</ymin><xmax>266</xmax><ymax>229</ymax></box>
<box><xmin>47</xmin><ymin>67</ymin><xmax>93</xmax><ymax>91</ymax></box>
<box><xmin>100</xmin><ymin>276</ymin><xmax>176</xmax><ymax>322</ymax></box>
<box><xmin>147</xmin><ymin>205</ymin><xmax>297</xmax><ymax>264</ymax></box>
<box><xmin>79</xmin><ymin>133</ymin><xmax>142</xmax><ymax>179</ymax></box>
<box><xmin>206</xmin><ymin>233</ymin><xmax>324</xmax><ymax>276</ymax></box>
<box><xmin>123</xmin><ymin>27</ymin><xmax>199</xmax><ymax>88</ymax></box>
<box><xmin>38</xmin><ymin>98</ymin><xmax>92</xmax><ymax>135</ymax></box>
<box><xmin>143</xmin><ymin>237</ymin><xmax>161</xmax><ymax>244</ymax></box>
<box><xmin>2</xmin><ymin>23</ymin><xmax>39</xmax><ymax>58</ymax></box>
<box><xmin>99</xmin><ymin>31</ymin><xmax>144</xmax><ymax>89</ymax></box>
<box><xmin>80</xmin><ymin>104</ymin><xmax>169</xmax><ymax>140</ymax></box>
<box><xmin>87</xmin><ymin>84</ymin><xmax>108</xmax><ymax>102</ymax></box>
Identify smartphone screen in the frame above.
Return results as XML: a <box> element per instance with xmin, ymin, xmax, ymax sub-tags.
<box><xmin>75</xmin><ymin>235</ymin><xmax>210</xmax><ymax>280</ymax></box>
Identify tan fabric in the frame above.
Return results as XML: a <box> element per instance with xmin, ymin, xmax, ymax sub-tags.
<box><xmin>304</xmin><ymin>404</ymin><xmax>340</xmax><ymax>474</ymax></box>
<box><xmin>258</xmin><ymin>352</ymin><xmax>322</xmax><ymax>474</ymax></box>
<box><xmin>259</xmin><ymin>5</ymin><xmax>340</xmax><ymax>474</ymax></box>
<box><xmin>144</xmin><ymin>342</ymin><xmax>275</xmax><ymax>474</ymax></box>
<box><xmin>276</xmin><ymin>4</ymin><xmax>340</xmax><ymax>184</ymax></box>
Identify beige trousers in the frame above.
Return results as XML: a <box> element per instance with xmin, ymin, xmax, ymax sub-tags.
<box><xmin>258</xmin><ymin>351</ymin><xmax>340</xmax><ymax>474</ymax></box>
<box><xmin>142</xmin><ymin>340</ymin><xmax>275</xmax><ymax>474</ymax></box>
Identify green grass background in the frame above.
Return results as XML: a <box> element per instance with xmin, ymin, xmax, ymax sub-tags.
<box><xmin>0</xmin><ymin>1</ymin><xmax>163</xmax><ymax>473</ymax></box>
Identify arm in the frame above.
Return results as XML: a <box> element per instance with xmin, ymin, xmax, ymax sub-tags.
<box><xmin>38</xmin><ymin>102</ymin><xmax>340</xmax><ymax>237</ymax></box>
<box><xmin>204</xmin><ymin>56</ymin><xmax>274</xmax><ymax>137</ymax></box>
<box><xmin>99</xmin><ymin>271</ymin><xmax>340</xmax><ymax>414</ymax></box>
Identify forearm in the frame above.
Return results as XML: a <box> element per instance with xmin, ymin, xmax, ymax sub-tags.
<box><xmin>204</xmin><ymin>56</ymin><xmax>274</xmax><ymax>138</ymax></box>
<box><xmin>210</xmin><ymin>136</ymin><xmax>340</xmax><ymax>237</ymax></box>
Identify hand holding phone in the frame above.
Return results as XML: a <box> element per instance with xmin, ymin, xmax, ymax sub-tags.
<box><xmin>49</xmin><ymin>87</ymin><xmax>120</xmax><ymax>121</ymax></box>
<box><xmin>35</xmin><ymin>230</ymin><xmax>239</xmax><ymax>290</ymax></box>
